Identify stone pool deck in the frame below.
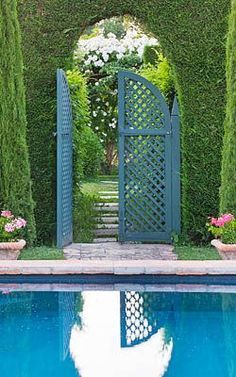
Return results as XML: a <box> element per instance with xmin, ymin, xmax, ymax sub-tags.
<box><xmin>0</xmin><ymin>259</ymin><xmax>236</xmax><ymax>275</ymax></box>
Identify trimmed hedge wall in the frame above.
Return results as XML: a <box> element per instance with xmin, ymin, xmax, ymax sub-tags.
<box><xmin>18</xmin><ymin>0</ymin><xmax>230</xmax><ymax>243</ymax></box>
<box><xmin>0</xmin><ymin>1</ymin><xmax>36</xmax><ymax>244</ymax></box>
<box><xmin>220</xmin><ymin>0</ymin><xmax>236</xmax><ymax>215</ymax></box>
<box><xmin>67</xmin><ymin>69</ymin><xmax>103</xmax><ymax>181</ymax></box>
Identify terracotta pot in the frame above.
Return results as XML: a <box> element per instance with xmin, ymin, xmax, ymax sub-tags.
<box><xmin>0</xmin><ymin>239</ymin><xmax>26</xmax><ymax>260</ymax></box>
<box><xmin>211</xmin><ymin>239</ymin><xmax>236</xmax><ymax>260</ymax></box>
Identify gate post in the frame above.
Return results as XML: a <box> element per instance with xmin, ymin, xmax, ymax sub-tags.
<box><xmin>171</xmin><ymin>97</ymin><xmax>181</xmax><ymax>234</ymax></box>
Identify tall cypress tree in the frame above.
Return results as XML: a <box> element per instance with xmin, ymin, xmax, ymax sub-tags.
<box><xmin>220</xmin><ymin>0</ymin><xmax>236</xmax><ymax>214</ymax></box>
<box><xmin>0</xmin><ymin>1</ymin><xmax>36</xmax><ymax>243</ymax></box>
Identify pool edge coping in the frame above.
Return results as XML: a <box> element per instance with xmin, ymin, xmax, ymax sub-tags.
<box><xmin>0</xmin><ymin>259</ymin><xmax>236</xmax><ymax>275</ymax></box>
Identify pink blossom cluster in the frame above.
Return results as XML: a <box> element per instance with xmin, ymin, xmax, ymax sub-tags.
<box><xmin>210</xmin><ymin>213</ymin><xmax>235</xmax><ymax>227</ymax></box>
<box><xmin>1</xmin><ymin>210</ymin><xmax>13</xmax><ymax>218</ymax></box>
<box><xmin>1</xmin><ymin>210</ymin><xmax>27</xmax><ymax>233</ymax></box>
<box><xmin>4</xmin><ymin>218</ymin><xmax>27</xmax><ymax>233</ymax></box>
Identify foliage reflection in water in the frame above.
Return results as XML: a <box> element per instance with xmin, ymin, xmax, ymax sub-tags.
<box><xmin>0</xmin><ymin>290</ymin><xmax>235</xmax><ymax>376</ymax></box>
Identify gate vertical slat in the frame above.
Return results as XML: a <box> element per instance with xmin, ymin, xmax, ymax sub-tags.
<box><xmin>118</xmin><ymin>70</ymin><xmax>180</xmax><ymax>242</ymax></box>
<box><xmin>118</xmin><ymin>71</ymin><xmax>125</xmax><ymax>242</ymax></box>
<box><xmin>57</xmin><ymin>69</ymin><xmax>73</xmax><ymax>248</ymax></box>
<box><xmin>171</xmin><ymin>97</ymin><xmax>181</xmax><ymax>234</ymax></box>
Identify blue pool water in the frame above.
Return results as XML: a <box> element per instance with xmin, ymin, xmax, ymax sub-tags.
<box><xmin>0</xmin><ymin>289</ymin><xmax>235</xmax><ymax>376</ymax></box>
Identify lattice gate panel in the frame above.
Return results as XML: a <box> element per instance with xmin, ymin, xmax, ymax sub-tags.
<box><xmin>120</xmin><ymin>291</ymin><xmax>160</xmax><ymax>348</ymax></box>
<box><xmin>57</xmin><ymin>69</ymin><xmax>73</xmax><ymax>248</ymax></box>
<box><xmin>118</xmin><ymin>71</ymin><xmax>175</xmax><ymax>242</ymax></box>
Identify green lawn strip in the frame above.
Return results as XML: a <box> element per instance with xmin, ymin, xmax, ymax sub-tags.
<box><xmin>20</xmin><ymin>247</ymin><xmax>64</xmax><ymax>260</ymax></box>
<box><xmin>81</xmin><ymin>175</ymin><xmax>118</xmax><ymax>197</ymax></box>
<box><xmin>175</xmin><ymin>246</ymin><xmax>221</xmax><ymax>260</ymax></box>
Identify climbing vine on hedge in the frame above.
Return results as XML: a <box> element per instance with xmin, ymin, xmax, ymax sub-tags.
<box><xmin>18</xmin><ymin>0</ymin><xmax>230</xmax><ymax>243</ymax></box>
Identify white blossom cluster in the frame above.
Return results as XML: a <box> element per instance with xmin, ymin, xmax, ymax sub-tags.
<box><xmin>75</xmin><ymin>25</ymin><xmax>158</xmax><ymax>67</ymax></box>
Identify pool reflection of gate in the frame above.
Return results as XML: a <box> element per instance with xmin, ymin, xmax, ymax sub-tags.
<box><xmin>59</xmin><ymin>292</ymin><xmax>76</xmax><ymax>360</ymax></box>
<box><xmin>120</xmin><ymin>291</ymin><xmax>161</xmax><ymax>347</ymax></box>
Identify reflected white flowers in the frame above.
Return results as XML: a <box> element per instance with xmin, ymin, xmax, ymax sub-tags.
<box><xmin>69</xmin><ymin>291</ymin><xmax>173</xmax><ymax>377</ymax></box>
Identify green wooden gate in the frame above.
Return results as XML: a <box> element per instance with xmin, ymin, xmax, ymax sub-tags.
<box><xmin>56</xmin><ymin>69</ymin><xmax>73</xmax><ymax>248</ymax></box>
<box><xmin>118</xmin><ymin>71</ymin><xmax>180</xmax><ymax>242</ymax></box>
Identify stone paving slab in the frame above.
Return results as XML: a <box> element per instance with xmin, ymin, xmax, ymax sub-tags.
<box><xmin>1</xmin><ymin>260</ymin><xmax>236</xmax><ymax>276</ymax></box>
<box><xmin>64</xmin><ymin>242</ymin><xmax>176</xmax><ymax>260</ymax></box>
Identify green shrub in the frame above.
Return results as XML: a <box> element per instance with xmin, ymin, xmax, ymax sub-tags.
<box><xmin>73</xmin><ymin>192</ymin><xmax>97</xmax><ymax>242</ymax></box>
<box><xmin>220</xmin><ymin>0</ymin><xmax>236</xmax><ymax>214</ymax></box>
<box><xmin>67</xmin><ymin>69</ymin><xmax>104</xmax><ymax>180</ymax></box>
<box><xmin>19</xmin><ymin>0</ymin><xmax>230</xmax><ymax>243</ymax></box>
<box><xmin>0</xmin><ymin>1</ymin><xmax>35</xmax><ymax>244</ymax></box>
<box><xmin>143</xmin><ymin>45</ymin><xmax>160</xmax><ymax>65</ymax></box>
<box><xmin>140</xmin><ymin>53</ymin><xmax>175</xmax><ymax>105</ymax></box>
<box><xmin>79</xmin><ymin>127</ymin><xmax>104</xmax><ymax>178</ymax></box>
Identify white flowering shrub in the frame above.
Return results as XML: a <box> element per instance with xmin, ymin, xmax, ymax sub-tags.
<box><xmin>75</xmin><ymin>17</ymin><xmax>158</xmax><ymax>172</ymax></box>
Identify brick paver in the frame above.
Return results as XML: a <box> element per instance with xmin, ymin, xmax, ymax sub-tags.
<box><xmin>64</xmin><ymin>242</ymin><xmax>177</xmax><ymax>260</ymax></box>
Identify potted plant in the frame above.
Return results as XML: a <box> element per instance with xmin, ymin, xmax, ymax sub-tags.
<box><xmin>207</xmin><ymin>213</ymin><xmax>236</xmax><ymax>259</ymax></box>
<box><xmin>0</xmin><ymin>210</ymin><xmax>27</xmax><ymax>260</ymax></box>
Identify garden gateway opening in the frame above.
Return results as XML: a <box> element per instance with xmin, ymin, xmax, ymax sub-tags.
<box><xmin>56</xmin><ymin>17</ymin><xmax>180</xmax><ymax>247</ymax></box>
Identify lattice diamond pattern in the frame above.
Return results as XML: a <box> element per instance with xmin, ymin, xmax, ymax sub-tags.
<box><xmin>124</xmin><ymin>78</ymin><xmax>165</xmax><ymax>130</ymax></box>
<box><xmin>57</xmin><ymin>69</ymin><xmax>73</xmax><ymax>247</ymax></box>
<box><xmin>124</xmin><ymin>135</ymin><xmax>166</xmax><ymax>233</ymax></box>
<box><xmin>121</xmin><ymin>291</ymin><xmax>159</xmax><ymax>347</ymax></box>
<box><xmin>61</xmin><ymin>75</ymin><xmax>72</xmax><ymax>241</ymax></box>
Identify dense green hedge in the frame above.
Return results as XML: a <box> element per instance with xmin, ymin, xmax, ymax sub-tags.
<box><xmin>0</xmin><ymin>1</ymin><xmax>35</xmax><ymax>244</ymax></box>
<box><xmin>220</xmin><ymin>0</ymin><xmax>236</xmax><ymax>215</ymax></box>
<box><xmin>18</xmin><ymin>0</ymin><xmax>230</xmax><ymax>243</ymax></box>
<box><xmin>67</xmin><ymin>69</ymin><xmax>104</xmax><ymax>181</ymax></box>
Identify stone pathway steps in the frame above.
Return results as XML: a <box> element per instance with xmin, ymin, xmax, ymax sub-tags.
<box><xmin>93</xmin><ymin>179</ymin><xmax>119</xmax><ymax>243</ymax></box>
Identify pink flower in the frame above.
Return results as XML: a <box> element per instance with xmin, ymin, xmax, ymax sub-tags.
<box><xmin>4</xmin><ymin>223</ymin><xmax>15</xmax><ymax>233</ymax></box>
<box><xmin>221</xmin><ymin>213</ymin><xmax>234</xmax><ymax>223</ymax></box>
<box><xmin>212</xmin><ymin>213</ymin><xmax>235</xmax><ymax>227</ymax></box>
<box><xmin>215</xmin><ymin>218</ymin><xmax>225</xmax><ymax>227</ymax></box>
<box><xmin>211</xmin><ymin>218</ymin><xmax>218</xmax><ymax>226</ymax></box>
<box><xmin>14</xmin><ymin>218</ymin><xmax>27</xmax><ymax>229</ymax></box>
<box><xmin>1</xmin><ymin>210</ymin><xmax>12</xmax><ymax>218</ymax></box>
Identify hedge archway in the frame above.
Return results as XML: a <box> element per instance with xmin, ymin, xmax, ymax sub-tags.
<box><xmin>18</xmin><ymin>0</ymin><xmax>230</xmax><ymax>243</ymax></box>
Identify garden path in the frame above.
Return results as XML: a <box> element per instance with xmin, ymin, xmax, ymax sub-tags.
<box><xmin>93</xmin><ymin>178</ymin><xmax>118</xmax><ymax>243</ymax></box>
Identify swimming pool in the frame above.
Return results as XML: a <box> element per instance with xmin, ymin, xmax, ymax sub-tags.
<box><xmin>0</xmin><ymin>286</ymin><xmax>235</xmax><ymax>377</ymax></box>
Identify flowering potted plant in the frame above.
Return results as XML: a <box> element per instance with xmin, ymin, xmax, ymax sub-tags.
<box><xmin>207</xmin><ymin>213</ymin><xmax>236</xmax><ymax>258</ymax></box>
<box><xmin>0</xmin><ymin>210</ymin><xmax>27</xmax><ymax>259</ymax></box>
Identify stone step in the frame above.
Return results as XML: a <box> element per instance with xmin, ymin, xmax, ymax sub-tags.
<box><xmin>100</xmin><ymin>212</ymin><xmax>119</xmax><ymax>217</ymax></box>
<box><xmin>95</xmin><ymin>202</ymin><xmax>118</xmax><ymax>207</ymax></box>
<box><xmin>100</xmin><ymin>181</ymin><xmax>118</xmax><ymax>184</ymax></box>
<box><xmin>93</xmin><ymin>238</ymin><xmax>117</xmax><ymax>243</ymax></box>
<box><xmin>95</xmin><ymin>216</ymin><xmax>119</xmax><ymax>224</ymax></box>
<box><xmin>98</xmin><ymin>191</ymin><xmax>118</xmax><ymax>195</ymax></box>
<box><xmin>99</xmin><ymin>196</ymin><xmax>118</xmax><ymax>200</ymax></box>
<box><xmin>96</xmin><ymin>223</ymin><xmax>118</xmax><ymax>229</ymax></box>
<box><xmin>94</xmin><ymin>228</ymin><xmax>118</xmax><ymax>236</ymax></box>
<box><xmin>95</xmin><ymin>206</ymin><xmax>119</xmax><ymax>213</ymax></box>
